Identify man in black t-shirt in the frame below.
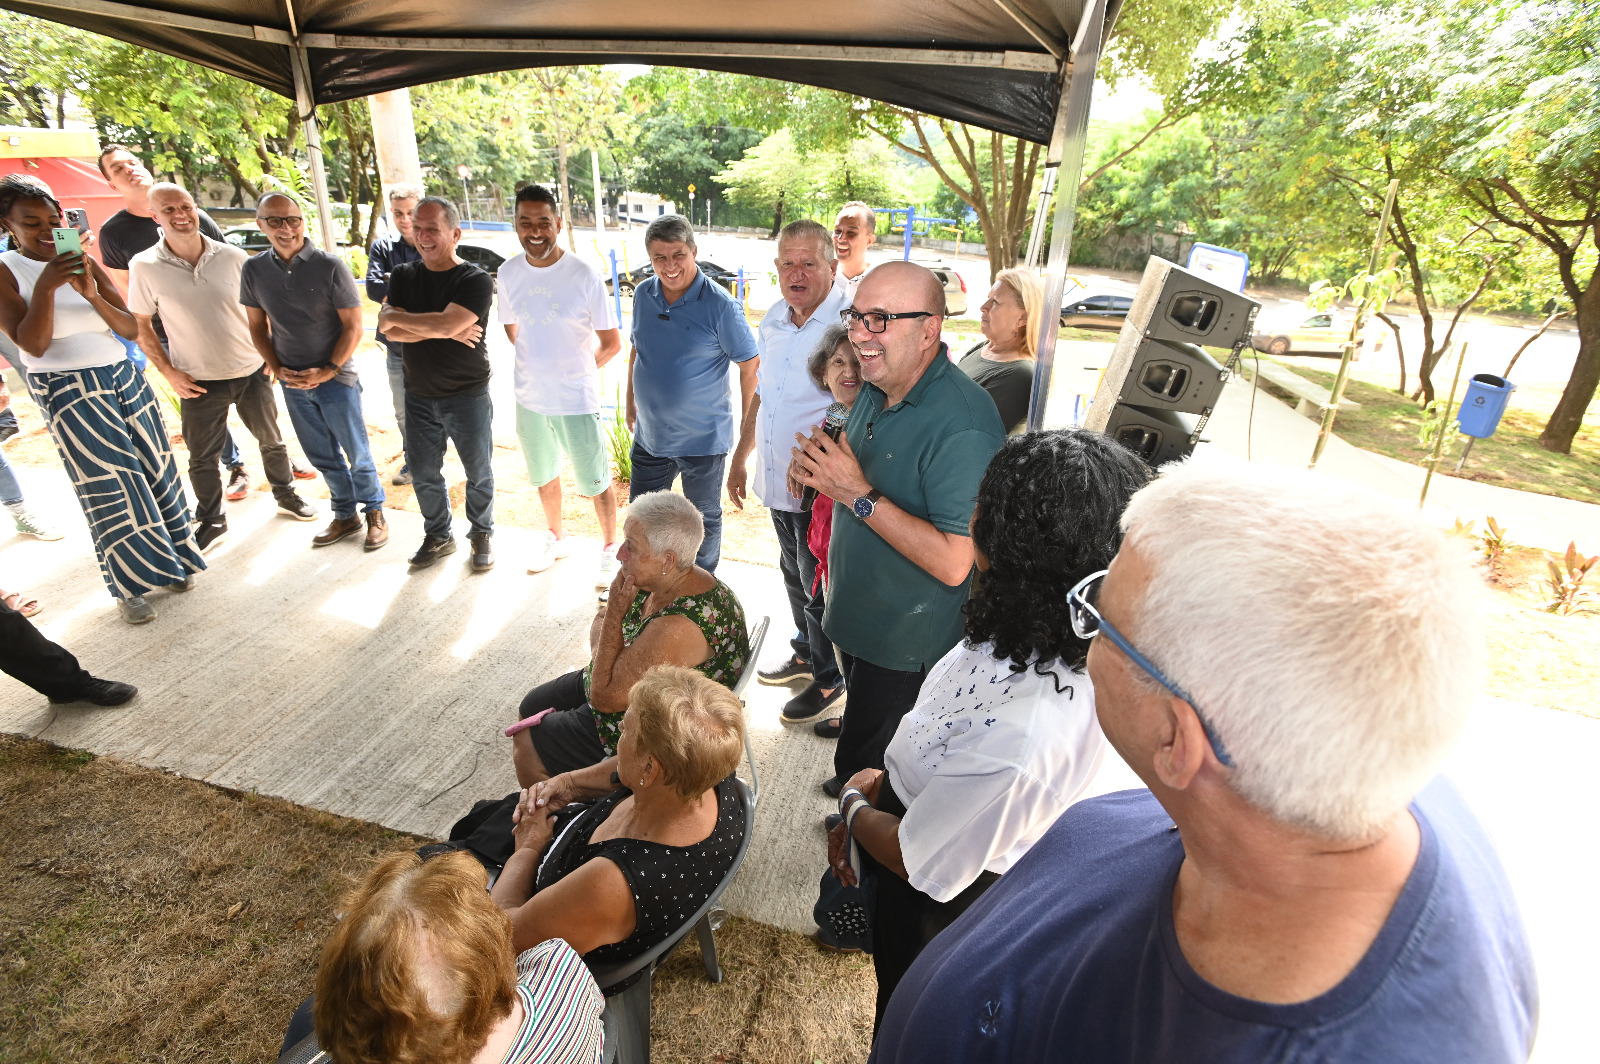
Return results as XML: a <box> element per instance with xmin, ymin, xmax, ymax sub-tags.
<box><xmin>377</xmin><ymin>196</ymin><xmax>497</xmax><ymax>572</ymax></box>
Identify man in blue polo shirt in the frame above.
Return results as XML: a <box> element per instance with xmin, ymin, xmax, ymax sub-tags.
<box><xmin>625</xmin><ymin>214</ymin><xmax>758</xmax><ymax>572</ymax></box>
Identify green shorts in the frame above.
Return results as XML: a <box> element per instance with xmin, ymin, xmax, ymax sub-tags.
<box><xmin>515</xmin><ymin>405</ymin><xmax>612</xmax><ymax>497</ymax></box>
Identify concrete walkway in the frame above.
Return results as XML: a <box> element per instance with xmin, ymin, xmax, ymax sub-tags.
<box><xmin>2</xmin><ymin>356</ymin><xmax>1596</xmax><ymax>1062</ymax></box>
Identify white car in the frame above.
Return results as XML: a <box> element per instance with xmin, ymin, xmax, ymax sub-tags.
<box><xmin>1252</xmin><ymin>313</ymin><xmax>1364</xmax><ymax>357</ymax></box>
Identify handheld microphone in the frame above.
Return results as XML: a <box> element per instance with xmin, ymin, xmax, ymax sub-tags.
<box><xmin>800</xmin><ymin>402</ymin><xmax>851</xmax><ymax>510</ymax></box>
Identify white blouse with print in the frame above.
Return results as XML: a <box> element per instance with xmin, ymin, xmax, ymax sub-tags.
<box><xmin>884</xmin><ymin>640</ymin><xmax>1106</xmax><ymax>903</ymax></box>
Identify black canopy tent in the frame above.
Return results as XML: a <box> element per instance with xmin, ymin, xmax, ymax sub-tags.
<box><xmin>1</xmin><ymin>0</ymin><xmax>1119</xmax><ymax>427</ymax></box>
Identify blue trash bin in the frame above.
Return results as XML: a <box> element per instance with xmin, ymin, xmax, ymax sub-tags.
<box><xmin>1456</xmin><ymin>373</ymin><xmax>1515</xmax><ymax>438</ymax></box>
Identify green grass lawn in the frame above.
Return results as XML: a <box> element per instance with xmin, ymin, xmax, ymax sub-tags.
<box><xmin>1245</xmin><ymin>357</ymin><xmax>1600</xmax><ymax>505</ymax></box>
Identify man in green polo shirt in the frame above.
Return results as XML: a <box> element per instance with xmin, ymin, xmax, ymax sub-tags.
<box><xmin>791</xmin><ymin>261</ymin><xmax>1004</xmax><ymax>794</ymax></box>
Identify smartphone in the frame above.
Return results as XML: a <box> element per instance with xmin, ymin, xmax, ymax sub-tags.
<box><xmin>51</xmin><ymin>227</ymin><xmax>86</xmax><ymax>274</ymax></box>
<box><xmin>63</xmin><ymin>207</ymin><xmax>89</xmax><ymax>233</ymax></box>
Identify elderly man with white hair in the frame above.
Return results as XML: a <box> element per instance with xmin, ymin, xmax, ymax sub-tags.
<box><xmin>871</xmin><ymin>462</ymin><xmax>1537</xmax><ymax>1064</ymax></box>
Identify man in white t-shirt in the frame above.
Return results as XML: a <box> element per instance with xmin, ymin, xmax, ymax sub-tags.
<box><xmin>832</xmin><ymin>201</ymin><xmax>877</xmax><ymax>299</ymax></box>
<box><xmin>497</xmin><ymin>185</ymin><xmax>622</xmax><ymax>578</ymax></box>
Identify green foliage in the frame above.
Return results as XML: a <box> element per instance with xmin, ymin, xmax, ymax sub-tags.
<box><xmin>1417</xmin><ymin>398</ymin><xmax>1459</xmax><ymax>459</ymax></box>
<box><xmin>339</xmin><ymin>245</ymin><xmax>368</xmax><ymax>283</ymax></box>
<box><xmin>713</xmin><ymin>130</ymin><xmax>902</xmax><ymax>227</ymax></box>
<box><xmin>1476</xmin><ymin>516</ymin><xmax>1514</xmax><ymax>569</ymax></box>
<box><xmin>607</xmin><ymin>389</ymin><xmax>632</xmax><ymax>484</ymax></box>
<box><xmin>1544</xmin><ymin>542</ymin><xmax>1599</xmax><ymax>616</ymax></box>
<box><xmin>627</xmin><ymin>111</ymin><xmax>764</xmax><ymax>224</ymax></box>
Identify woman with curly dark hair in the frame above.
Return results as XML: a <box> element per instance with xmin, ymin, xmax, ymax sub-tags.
<box><xmin>824</xmin><ymin>429</ymin><xmax>1151</xmax><ymax>1026</ymax></box>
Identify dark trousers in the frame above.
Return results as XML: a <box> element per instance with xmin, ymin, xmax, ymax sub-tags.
<box><xmin>834</xmin><ymin>650</ymin><xmax>926</xmax><ymax>781</ymax></box>
<box><xmin>628</xmin><ymin>444</ymin><xmax>724</xmax><ymax>572</ymax></box>
<box><xmin>0</xmin><ymin>600</ymin><xmax>95</xmax><ymax>699</ymax></box>
<box><xmin>405</xmin><ymin>388</ymin><xmax>495</xmax><ymax>539</ymax></box>
<box><xmin>871</xmin><ymin>858</ymin><xmax>999</xmax><ymax>1031</ymax></box>
<box><xmin>771</xmin><ymin>508</ymin><xmax>840</xmax><ymax>688</ymax></box>
<box><xmin>180</xmin><ymin>369</ymin><xmax>294</xmax><ymax>524</ymax></box>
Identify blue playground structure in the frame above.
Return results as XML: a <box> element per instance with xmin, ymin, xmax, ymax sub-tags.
<box><xmin>874</xmin><ymin>207</ymin><xmax>963</xmax><ymax>260</ymax></box>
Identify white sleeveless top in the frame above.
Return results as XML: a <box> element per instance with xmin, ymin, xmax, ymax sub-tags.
<box><xmin>1</xmin><ymin>250</ymin><xmax>127</xmax><ymax>372</ymax></box>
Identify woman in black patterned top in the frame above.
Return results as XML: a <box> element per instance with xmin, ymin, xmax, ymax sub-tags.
<box><xmin>492</xmin><ymin>665</ymin><xmax>746</xmax><ymax>992</ymax></box>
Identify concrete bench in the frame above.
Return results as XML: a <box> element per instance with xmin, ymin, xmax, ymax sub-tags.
<box><xmin>1249</xmin><ymin>360</ymin><xmax>1362</xmax><ymax>418</ymax></box>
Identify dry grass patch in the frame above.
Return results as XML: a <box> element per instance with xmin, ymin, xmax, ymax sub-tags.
<box><xmin>0</xmin><ymin>737</ymin><xmax>872</xmax><ymax>1064</ymax></box>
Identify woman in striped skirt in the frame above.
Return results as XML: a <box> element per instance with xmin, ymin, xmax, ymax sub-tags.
<box><xmin>0</xmin><ymin>174</ymin><xmax>203</xmax><ymax>624</ymax></box>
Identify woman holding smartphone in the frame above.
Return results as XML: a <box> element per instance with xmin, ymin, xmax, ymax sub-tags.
<box><xmin>0</xmin><ymin>174</ymin><xmax>202</xmax><ymax>624</ymax></box>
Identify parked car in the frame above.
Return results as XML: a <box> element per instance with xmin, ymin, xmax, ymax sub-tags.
<box><xmin>1061</xmin><ymin>292</ymin><xmax>1132</xmax><ymax>329</ymax></box>
<box><xmin>1252</xmin><ymin>313</ymin><xmax>1363</xmax><ymax>357</ymax></box>
<box><xmin>223</xmin><ymin>224</ymin><xmax>271</xmax><ymax>252</ymax></box>
<box><xmin>604</xmin><ymin>260</ymin><xmax>739</xmax><ymax>297</ymax></box>
<box><xmin>456</xmin><ymin>243</ymin><xmax>506</xmax><ymax>277</ymax></box>
<box><xmin>927</xmin><ymin>265</ymin><xmax>968</xmax><ymax>316</ymax></box>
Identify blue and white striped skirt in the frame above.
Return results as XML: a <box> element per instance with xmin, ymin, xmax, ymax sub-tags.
<box><xmin>28</xmin><ymin>360</ymin><xmax>205</xmax><ymax>599</ymax></box>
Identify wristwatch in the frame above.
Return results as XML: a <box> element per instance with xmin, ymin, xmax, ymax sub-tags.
<box><xmin>852</xmin><ymin>489</ymin><xmax>882</xmax><ymax>520</ymax></box>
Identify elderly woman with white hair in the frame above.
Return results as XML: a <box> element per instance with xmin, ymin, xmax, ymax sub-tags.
<box><xmin>510</xmin><ymin>490</ymin><xmax>750</xmax><ymax>787</ymax></box>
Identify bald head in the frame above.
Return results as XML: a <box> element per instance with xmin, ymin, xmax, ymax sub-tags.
<box><xmin>148</xmin><ymin>182</ymin><xmax>193</xmax><ymax>208</ymax></box>
<box><xmin>858</xmin><ymin>260</ymin><xmax>947</xmax><ymax>317</ymax></box>
<box><xmin>256</xmin><ymin>191</ymin><xmax>297</xmax><ymax>215</ymax></box>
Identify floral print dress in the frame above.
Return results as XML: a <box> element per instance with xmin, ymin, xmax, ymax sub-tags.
<box><xmin>582</xmin><ymin>580</ymin><xmax>751</xmax><ymax>757</ymax></box>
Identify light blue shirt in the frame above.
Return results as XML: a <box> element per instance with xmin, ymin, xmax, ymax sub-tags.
<box><xmin>630</xmin><ymin>271</ymin><xmax>758</xmax><ymax>457</ymax></box>
<box><xmin>753</xmin><ymin>285</ymin><xmax>848</xmax><ymax>511</ymax></box>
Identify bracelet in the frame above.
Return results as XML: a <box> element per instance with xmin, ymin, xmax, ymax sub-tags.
<box><xmin>841</xmin><ymin>794</ymin><xmax>871</xmax><ymax>835</ymax></box>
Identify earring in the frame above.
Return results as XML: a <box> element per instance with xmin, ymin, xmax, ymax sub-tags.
<box><xmin>638</xmin><ymin>777</ymin><xmax>648</xmax><ymax>788</ymax></box>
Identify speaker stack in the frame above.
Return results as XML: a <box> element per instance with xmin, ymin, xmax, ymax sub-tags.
<box><xmin>1084</xmin><ymin>258</ymin><xmax>1261</xmax><ymax>465</ymax></box>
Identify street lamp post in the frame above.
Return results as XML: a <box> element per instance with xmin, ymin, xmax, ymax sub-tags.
<box><xmin>457</xmin><ymin>164</ymin><xmax>473</xmax><ymax>229</ymax></box>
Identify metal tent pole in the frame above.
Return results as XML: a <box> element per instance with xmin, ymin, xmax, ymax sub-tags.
<box><xmin>288</xmin><ymin>41</ymin><xmax>339</xmax><ymax>254</ymax></box>
<box><xmin>1025</xmin><ymin>0</ymin><xmax>1108</xmax><ymax>432</ymax></box>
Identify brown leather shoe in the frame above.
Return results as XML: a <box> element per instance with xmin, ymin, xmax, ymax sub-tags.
<box><xmin>312</xmin><ymin>515</ymin><xmax>362</xmax><ymax>547</ymax></box>
<box><xmin>364</xmin><ymin>510</ymin><xmax>389</xmax><ymax>551</ymax></box>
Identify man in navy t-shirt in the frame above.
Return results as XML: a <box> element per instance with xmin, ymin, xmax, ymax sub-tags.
<box><xmin>870</xmin><ymin>463</ymin><xmax>1537</xmax><ymax>1064</ymax></box>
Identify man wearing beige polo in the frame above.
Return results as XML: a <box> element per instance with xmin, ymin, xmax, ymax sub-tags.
<box><xmin>128</xmin><ymin>183</ymin><xmax>316</xmax><ymax>552</ymax></box>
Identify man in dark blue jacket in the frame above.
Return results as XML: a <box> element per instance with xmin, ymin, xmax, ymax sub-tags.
<box><xmin>366</xmin><ymin>184</ymin><xmax>423</xmax><ymax>486</ymax></box>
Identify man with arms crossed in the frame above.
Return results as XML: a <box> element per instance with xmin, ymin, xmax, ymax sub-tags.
<box><xmin>129</xmin><ymin>183</ymin><xmax>317</xmax><ymax>552</ymax></box>
<box><xmin>378</xmin><ymin>197</ymin><xmax>496</xmax><ymax>572</ymax></box>
<box><xmin>366</xmin><ymin>184</ymin><xmax>424</xmax><ymax>486</ymax></box>
<box><xmin>734</xmin><ymin>219</ymin><xmax>847</xmax><ymax>723</ymax></box>
<box><xmin>792</xmin><ymin>261</ymin><xmax>1003</xmax><ymax>794</ymax></box>
<box><xmin>626</xmin><ymin>215</ymin><xmax>757</xmax><ymax>573</ymax></box>
<box><xmin>831</xmin><ymin>201</ymin><xmax>877</xmax><ymax>300</ymax></box>
<box><xmin>240</xmin><ymin>193</ymin><xmax>388</xmax><ymax>551</ymax></box>
<box><xmin>869</xmin><ymin>464</ymin><xmax>1537</xmax><ymax>1064</ymax></box>
<box><xmin>498</xmin><ymin>185</ymin><xmax>622</xmax><ymax>579</ymax></box>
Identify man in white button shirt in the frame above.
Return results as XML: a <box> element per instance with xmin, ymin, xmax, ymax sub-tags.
<box><xmin>128</xmin><ymin>183</ymin><xmax>316</xmax><ymax>553</ymax></box>
<box><xmin>832</xmin><ymin>201</ymin><xmax>877</xmax><ymax>300</ymax></box>
<box><xmin>730</xmin><ymin>219</ymin><xmax>847</xmax><ymax>723</ymax></box>
<box><xmin>497</xmin><ymin>184</ymin><xmax>622</xmax><ymax>578</ymax></box>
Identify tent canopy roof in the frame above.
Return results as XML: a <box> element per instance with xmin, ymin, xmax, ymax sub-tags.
<box><xmin>4</xmin><ymin>0</ymin><xmax>1100</xmax><ymax>143</ymax></box>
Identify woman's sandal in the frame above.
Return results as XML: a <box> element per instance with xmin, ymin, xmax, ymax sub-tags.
<box><xmin>1</xmin><ymin>589</ymin><xmax>41</xmax><ymax>618</ymax></box>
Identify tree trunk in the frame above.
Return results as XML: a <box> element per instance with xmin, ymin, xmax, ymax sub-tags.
<box><xmin>1376</xmin><ymin>311</ymin><xmax>1407</xmax><ymax>394</ymax></box>
<box><xmin>557</xmin><ymin>138</ymin><xmax>577</xmax><ymax>252</ymax></box>
<box><xmin>769</xmin><ymin>192</ymin><xmax>785</xmax><ymax>240</ymax></box>
<box><xmin>1539</xmin><ymin>274</ymin><xmax>1600</xmax><ymax>453</ymax></box>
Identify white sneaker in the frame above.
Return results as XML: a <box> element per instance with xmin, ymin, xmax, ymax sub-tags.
<box><xmin>596</xmin><ymin>542</ymin><xmax>619</xmax><ymax>588</ymax></box>
<box><xmin>527</xmin><ymin>531</ymin><xmax>571</xmax><ymax>574</ymax></box>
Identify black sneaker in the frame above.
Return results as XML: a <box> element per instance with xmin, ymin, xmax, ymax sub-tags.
<box><xmin>409</xmin><ymin>535</ymin><xmax>457</xmax><ymax>568</ymax></box>
<box><xmin>780</xmin><ymin>680</ymin><xmax>844</xmax><ymax>723</ymax></box>
<box><xmin>814</xmin><ymin>717</ymin><xmax>842</xmax><ymax>740</ymax></box>
<box><xmin>277</xmin><ymin>494</ymin><xmax>318</xmax><ymax>521</ymax></box>
<box><xmin>194</xmin><ymin>519</ymin><xmax>228</xmax><ymax>554</ymax></box>
<box><xmin>50</xmin><ymin>677</ymin><xmax>138</xmax><ymax>706</ymax></box>
<box><xmin>758</xmin><ymin>656</ymin><xmax>813</xmax><ymax>685</ymax></box>
<box><xmin>469</xmin><ymin>532</ymin><xmax>494</xmax><ymax>572</ymax></box>
<box><xmin>821</xmin><ymin>773</ymin><xmax>845</xmax><ymax>799</ymax></box>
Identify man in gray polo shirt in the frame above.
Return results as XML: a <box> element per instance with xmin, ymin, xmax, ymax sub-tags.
<box><xmin>239</xmin><ymin>192</ymin><xmax>388</xmax><ymax>551</ymax></box>
<box><xmin>130</xmin><ymin>184</ymin><xmax>317</xmax><ymax>552</ymax></box>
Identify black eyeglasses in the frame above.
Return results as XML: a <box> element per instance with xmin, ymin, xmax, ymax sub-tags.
<box><xmin>840</xmin><ymin>308</ymin><xmax>934</xmax><ymax>334</ymax></box>
<box><xmin>260</xmin><ymin>216</ymin><xmax>304</xmax><ymax>230</ymax></box>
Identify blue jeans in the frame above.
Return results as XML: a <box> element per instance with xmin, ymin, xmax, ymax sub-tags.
<box><xmin>279</xmin><ymin>379</ymin><xmax>384</xmax><ymax>520</ymax></box>
<box><xmin>384</xmin><ymin>345</ymin><xmax>407</xmax><ymax>450</ymax></box>
<box><xmin>629</xmin><ymin>444</ymin><xmax>725</xmax><ymax>572</ymax></box>
<box><xmin>0</xmin><ymin>443</ymin><xmax>21</xmax><ymax>506</ymax></box>
<box><xmin>221</xmin><ymin>429</ymin><xmax>242</xmax><ymax>470</ymax></box>
<box><xmin>405</xmin><ymin>388</ymin><xmax>494</xmax><ymax>539</ymax></box>
<box><xmin>772</xmin><ymin>507</ymin><xmax>841</xmax><ymax>687</ymax></box>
